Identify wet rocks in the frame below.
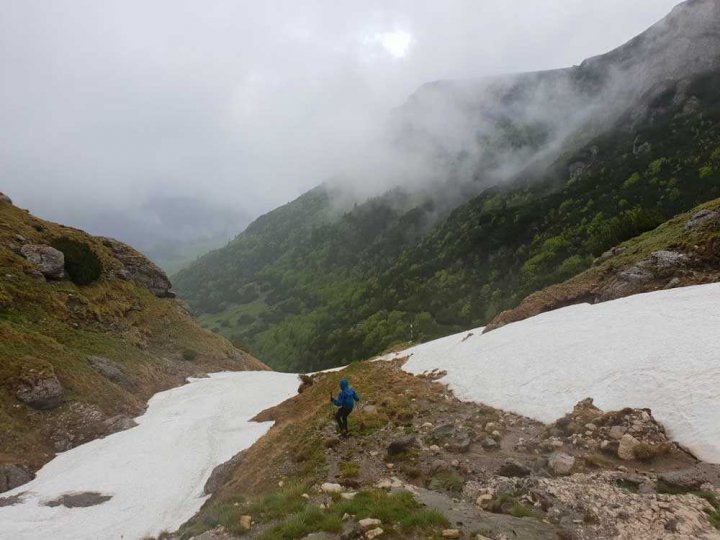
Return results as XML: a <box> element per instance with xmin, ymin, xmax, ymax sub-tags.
<box><xmin>16</xmin><ymin>372</ymin><xmax>64</xmax><ymax>409</ymax></box>
<box><xmin>0</xmin><ymin>465</ymin><xmax>33</xmax><ymax>493</ymax></box>
<box><xmin>20</xmin><ymin>244</ymin><xmax>65</xmax><ymax>279</ymax></box>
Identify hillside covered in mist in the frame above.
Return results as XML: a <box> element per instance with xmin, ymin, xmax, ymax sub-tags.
<box><xmin>174</xmin><ymin>0</ymin><xmax>720</xmax><ymax>371</ymax></box>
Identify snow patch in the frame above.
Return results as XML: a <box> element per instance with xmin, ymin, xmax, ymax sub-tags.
<box><xmin>0</xmin><ymin>371</ymin><xmax>299</xmax><ymax>540</ymax></box>
<box><xmin>387</xmin><ymin>284</ymin><xmax>720</xmax><ymax>463</ymax></box>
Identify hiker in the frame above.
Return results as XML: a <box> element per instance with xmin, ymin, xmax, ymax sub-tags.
<box><xmin>330</xmin><ymin>378</ymin><xmax>360</xmax><ymax>436</ymax></box>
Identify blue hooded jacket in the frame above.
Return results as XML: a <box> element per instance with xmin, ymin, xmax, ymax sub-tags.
<box><xmin>332</xmin><ymin>379</ymin><xmax>360</xmax><ymax>410</ymax></box>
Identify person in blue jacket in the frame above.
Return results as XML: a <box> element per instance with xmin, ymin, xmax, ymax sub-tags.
<box><xmin>331</xmin><ymin>378</ymin><xmax>360</xmax><ymax>436</ymax></box>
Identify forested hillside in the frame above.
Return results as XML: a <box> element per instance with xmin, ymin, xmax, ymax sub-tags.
<box><xmin>174</xmin><ymin>1</ymin><xmax>720</xmax><ymax>372</ymax></box>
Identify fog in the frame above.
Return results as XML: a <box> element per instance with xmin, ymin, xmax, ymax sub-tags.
<box><xmin>0</xmin><ymin>0</ymin><xmax>682</xmax><ymax>266</ymax></box>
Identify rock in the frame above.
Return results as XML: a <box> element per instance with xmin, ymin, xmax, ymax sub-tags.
<box><xmin>102</xmin><ymin>415</ymin><xmax>138</xmax><ymax>435</ymax></box>
<box><xmin>375</xmin><ymin>477</ymin><xmax>403</xmax><ymax>490</ymax></box>
<box><xmin>548</xmin><ymin>452</ymin><xmax>575</xmax><ymax>476</ymax></box>
<box><xmin>358</xmin><ymin>518</ymin><xmax>382</xmax><ymax>529</ymax></box>
<box><xmin>0</xmin><ymin>465</ymin><xmax>33</xmax><ymax>493</ymax></box>
<box><xmin>597</xmin><ymin>246</ymin><xmax>627</xmax><ymax>263</ymax></box>
<box><xmin>387</xmin><ymin>436</ymin><xmax>416</xmax><ymax>456</ymax></box>
<box><xmin>298</xmin><ymin>374</ymin><xmax>314</xmax><ymax>393</ymax></box>
<box><xmin>320</xmin><ymin>482</ymin><xmax>343</xmax><ymax>494</ymax></box>
<box><xmin>649</xmin><ymin>250</ymin><xmax>689</xmax><ymax>269</ymax></box>
<box><xmin>441</xmin><ymin>529</ymin><xmax>461</xmax><ymax>538</ymax></box>
<box><xmin>609</xmin><ymin>425</ymin><xmax>626</xmax><ymax>440</ymax></box>
<box><xmin>429</xmin><ymin>424</ymin><xmax>456</xmax><ymax>441</ymax></box>
<box><xmin>617</xmin><ymin>434</ymin><xmax>641</xmax><ymax>460</ymax></box>
<box><xmin>20</xmin><ymin>244</ymin><xmax>65</xmax><ymax>279</ymax></box>
<box><xmin>429</xmin><ymin>444</ymin><xmax>441</xmax><ymax>454</ymax></box>
<box><xmin>239</xmin><ymin>515</ymin><xmax>252</xmax><ymax>530</ymax></box>
<box><xmin>100</xmin><ymin>237</ymin><xmax>174</xmax><ymax>298</ymax></box>
<box><xmin>481</xmin><ymin>437</ymin><xmax>498</xmax><ymax>450</ymax></box>
<box><xmin>87</xmin><ymin>356</ymin><xmax>126</xmax><ymax>385</ymax></box>
<box><xmin>365</xmin><ymin>527</ymin><xmax>383</xmax><ymax>539</ymax></box>
<box><xmin>15</xmin><ymin>234</ymin><xmax>26</xmax><ymax>243</ymax></box>
<box><xmin>659</xmin><ymin>465</ymin><xmax>720</xmax><ymax>491</ymax></box>
<box><xmin>16</xmin><ymin>373</ymin><xmax>64</xmax><ymax>409</ymax></box>
<box><xmin>497</xmin><ymin>459</ymin><xmax>531</xmax><ymax>478</ymax></box>
<box><xmin>0</xmin><ymin>192</ymin><xmax>12</xmax><ymax>204</ymax></box>
<box><xmin>362</xmin><ymin>405</ymin><xmax>378</xmax><ymax>414</ymax></box>
<box><xmin>685</xmin><ymin>209</ymin><xmax>719</xmax><ymax>230</ymax></box>
<box><xmin>341</xmin><ymin>492</ymin><xmax>357</xmax><ymax>500</ymax></box>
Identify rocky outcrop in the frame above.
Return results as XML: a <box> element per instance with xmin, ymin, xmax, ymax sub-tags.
<box><xmin>0</xmin><ymin>192</ymin><xmax>11</xmax><ymax>205</ymax></box>
<box><xmin>88</xmin><ymin>356</ymin><xmax>130</xmax><ymax>387</ymax></box>
<box><xmin>100</xmin><ymin>237</ymin><xmax>174</xmax><ymax>297</ymax></box>
<box><xmin>19</xmin><ymin>244</ymin><xmax>65</xmax><ymax>280</ymax></box>
<box><xmin>0</xmin><ymin>465</ymin><xmax>33</xmax><ymax>494</ymax></box>
<box><xmin>15</xmin><ymin>372</ymin><xmax>64</xmax><ymax>409</ymax></box>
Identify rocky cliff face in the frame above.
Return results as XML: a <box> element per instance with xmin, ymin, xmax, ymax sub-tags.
<box><xmin>0</xmin><ymin>193</ymin><xmax>267</xmax><ymax>491</ymax></box>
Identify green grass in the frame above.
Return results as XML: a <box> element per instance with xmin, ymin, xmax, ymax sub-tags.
<box><xmin>428</xmin><ymin>472</ymin><xmax>465</xmax><ymax>493</ymax></box>
<box><xmin>338</xmin><ymin>461</ymin><xmax>359</xmax><ymax>479</ymax></box>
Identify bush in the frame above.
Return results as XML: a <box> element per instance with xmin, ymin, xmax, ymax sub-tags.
<box><xmin>51</xmin><ymin>237</ymin><xmax>102</xmax><ymax>285</ymax></box>
<box><xmin>182</xmin><ymin>349</ymin><xmax>198</xmax><ymax>362</ymax></box>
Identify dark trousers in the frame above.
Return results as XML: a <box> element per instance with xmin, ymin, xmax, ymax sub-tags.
<box><xmin>335</xmin><ymin>407</ymin><xmax>352</xmax><ymax>433</ymax></box>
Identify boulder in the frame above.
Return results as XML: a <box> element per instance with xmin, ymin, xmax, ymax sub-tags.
<box><xmin>365</xmin><ymin>528</ymin><xmax>383</xmax><ymax>539</ymax></box>
<box><xmin>441</xmin><ymin>530</ymin><xmax>461</xmax><ymax>538</ymax></box>
<box><xmin>649</xmin><ymin>250</ymin><xmax>689</xmax><ymax>269</ymax></box>
<box><xmin>609</xmin><ymin>425</ymin><xmax>626</xmax><ymax>440</ymax></box>
<box><xmin>497</xmin><ymin>459</ymin><xmax>531</xmax><ymax>478</ymax></box>
<box><xmin>658</xmin><ymin>465</ymin><xmax>720</xmax><ymax>491</ymax></box>
<box><xmin>428</xmin><ymin>424</ymin><xmax>456</xmax><ymax>442</ymax></box>
<box><xmin>20</xmin><ymin>244</ymin><xmax>65</xmax><ymax>279</ymax></box>
<box><xmin>16</xmin><ymin>373</ymin><xmax>64</xmax><ymax>409</ymax></box>
<box><xmin>548</xmin><ymin>452</ymin><xmax>575</xmax><ymax>476</ymax></box>
<box><xmin>239</xmin><ymin>515</ymin><xmax>252</xmax><ymax>530</ymax></box>
<box><xmin>481</xmin><ymin>437</ymin><xmax>499</xmax><ymax>450</ymax></box>
<box><xmin>617</xmin><ymin>434</ymin><xmax>641</xmax><ymax>460</ymax></box>
<box><xmin>386</xmin><ymin>436</ymin><xmax>416</xmax><ymax>456</ymax></box>
<box><xmin>0</xmin><ymin>193</ymin><xmax>11</xmax><ymax>204</ymax></box>
<box><xmin>447</xmin><ymin>434</ymin><xmax>473</xmax><ymax>454</ymax></box>
<box><xmin>0</xmin><ymin>465</ymin><xmax>33</xmax><ymax>493</ymax></box>
<box><xmin>100</xmin><ymin>237</ymin><xmax>174</xmax><ymax>298</ymax></box>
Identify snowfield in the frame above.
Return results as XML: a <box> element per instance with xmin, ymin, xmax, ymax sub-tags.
<box><xmin>386</xmin><ymin>283</ymin><xmax>720</xmax><ymax>464</ymax></box>
<box><xmin>0</xmin><ymin>371</ymin><xmax>299</xmax><ymax>540</ymax></box>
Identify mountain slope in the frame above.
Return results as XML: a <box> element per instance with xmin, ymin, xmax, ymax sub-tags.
<box><xmin>175</xmin><ymin>0</ymin><xmax>720</xmax><ymax>372</ymax></box>
<box><xmin>0</xmin><ymin>194</ymin><xmax>266</xmax><ymax>488</ymax></box>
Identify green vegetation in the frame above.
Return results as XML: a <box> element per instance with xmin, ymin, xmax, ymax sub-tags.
<box><xmin>175</xmin><ymin>71</ymin><xmax>720</xmax><ymax>372</ymax></box>
<box><xmin>51</xmin><ymin>237</ymin><xmax>102</xmax><ymax>286</ymax></box>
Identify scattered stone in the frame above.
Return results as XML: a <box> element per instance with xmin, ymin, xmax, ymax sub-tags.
<box><xmin>429</xmin><ymin>444</ymin><xmax>441</xmax><ymax>454</ymax></box>
<box><xmin>358</xmin><ymin>518</ymin><xmax>382</xmax><ymax>530</ymax></box>
<box><xmin>375</xmin><ymin>477</ymin><xmax>403</xmax><ymax>490</ymax></box>
<box><xmin>429</xmin><ymin>424</ymin><xmax>456</xmax><ymax>442</ymax></box>
<box><xmin>362</xmin><ymin>405</ymin><xmax>378</xmax><ymax>414</ymax></box>
<box><xmin>609</xmin><ymin>425</ymin><xmax>626</xmax><ymax>440</ymax></box>
<box><xmin>441</xmin><ymin>529</ymin><xmax>461</xmax><ymax>538</ymax></box>
<box><xmin>365</xmin><ymin>527</ymin><xmax>383</xmax><ymax>539</ymax></box>
<box><xmin>548</xmin><ymin>452</ymin><xmax>575</xmax><ymax>476</ymax></box>
<box><xmin>302</xmin><ymin>493</ymin><xmax>310</xmax><ymax>499</ymax></box>
<box><xmin>320</xmin><ymin>482</ymin><xmax>343</xmax><ymax>494</ymax></box>
<box><xmin>387</xmin><ymin>436</ymin><xmax>416</xmax><ymax>456</ymax></box>
<box><xmin>341</xmin><ymin>492</ymin><xmax>357</xmax><ymax>500</ymax></box>
<box><xmin>0</xmin><ymin>465</ymin><xmax>33</xmax><ymax>493</ymax></box>
<box><xmin>20</xmin><ymin>244</ymin><xmax>65</xmax><ymax>279</ymax></box>
<box><xmin>15</xmin><ymin>373</ymin><xmax>64</xmax><ymax>409</ymax></box>
<box><xmin>497</xmin><ymin>459</ymin><xmax>531</xmax><ymax>478</ymax></box>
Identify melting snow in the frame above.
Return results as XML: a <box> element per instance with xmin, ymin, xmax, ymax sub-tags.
<box><xmin>0</xmin><ymin>371</ymin><xmax>299</xmax><ymax>540</ymax></box>
<box><xmin>386</xmin><ymin>283</ymin><xmax>720</xmax><ymax>463</ymax></box>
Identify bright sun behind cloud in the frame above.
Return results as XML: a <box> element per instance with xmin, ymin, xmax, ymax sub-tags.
<box><xmin>376</xmin><ymin>31</ymin><xmax>412</xmax><ymax>58</ymax></box>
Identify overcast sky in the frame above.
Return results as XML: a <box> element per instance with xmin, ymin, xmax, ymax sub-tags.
<box><xmin>0</xmin><ymin>0</ymin><xmax>682</xmax><ymax>254</ymax></box>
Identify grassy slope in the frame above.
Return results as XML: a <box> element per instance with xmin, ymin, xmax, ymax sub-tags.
<box><xmin>177</xmin><ymin>71</ymin><xmax>720</xmax><ymax>373</ymax></box>
<box><xmin>485</xmin><ymin>197</ymin><xmax>720</xmax><ymax>330</ymax></box>
<box><xmin>0</xmin><ymin>198</ymin><xmax>266</xmax><ymax>470</ymax></box>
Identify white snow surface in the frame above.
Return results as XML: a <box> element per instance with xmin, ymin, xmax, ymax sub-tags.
<box><xmin>0</xmin><ymin>370</ymin><xmax>299</xmax><ymax>540</ymax></box>
<box><xmin>386</xmin><ymin>284</ymin><xmax>720</xmax><ymax>464</ymax></box>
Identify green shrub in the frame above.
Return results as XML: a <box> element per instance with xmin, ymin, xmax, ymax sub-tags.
<box><xmin>182</xmin><ymin>349</ymin><xmax>198</xmax><ymax>361</ymax></box>
<box><xmin>51</xmin><ymin>237</ymin><xmax>102</xmax><ymax>286</ymax></box>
